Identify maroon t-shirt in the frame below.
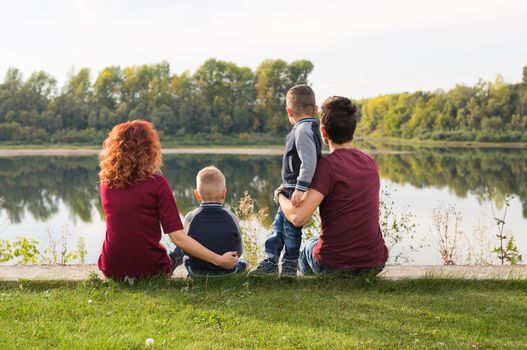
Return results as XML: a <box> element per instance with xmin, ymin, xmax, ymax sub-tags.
<box><xmin>310</xmin><ymin>148</ymin><xmax>388</xmax><ymax>269</ymax></box>
<box><xmin>98</xmin><ymin>175</ymin><xmax>183</xmax><ymax>279</ymax></box>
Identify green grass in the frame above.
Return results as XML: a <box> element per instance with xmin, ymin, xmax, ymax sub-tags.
<box><xmin>1</xmin><ymin>276</ymin><xmax>526</xmax><ymax>349</ymax></box>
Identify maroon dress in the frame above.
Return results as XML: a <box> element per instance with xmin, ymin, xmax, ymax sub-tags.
<box><xmin>98</xmin><ymin>175</ymin><xmax>183</xmax><ymax>278</ymax></box>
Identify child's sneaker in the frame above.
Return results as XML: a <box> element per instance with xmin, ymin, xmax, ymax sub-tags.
<box><xmin>252</xmin><ymin>258</ymin><xmax>278</xmax><ymax>275</ymax></box>
<box><xmin>280</xmin><ymin>260</ymin><xmax>298</xmax><ymax>277</ymax></box>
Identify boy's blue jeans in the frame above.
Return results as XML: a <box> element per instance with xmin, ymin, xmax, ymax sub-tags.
<box><xmin>264</xmin><ymin>207</ymin><xmax>303</xmax><ymax>263</ymax></box>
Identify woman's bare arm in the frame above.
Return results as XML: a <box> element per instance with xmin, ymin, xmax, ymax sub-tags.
<box><xmin>278</xmin><ymin>188</ymin><xmax>324</xmax><ymax>227</ymax></box>
<box><xmin>167</xmin><ymin>229</ymin><xmax>238</xmax><ymax>269</ymax></box>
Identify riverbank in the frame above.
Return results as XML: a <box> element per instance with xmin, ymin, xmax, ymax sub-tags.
<box><xmin>358</xmin><ymin>136</ymin><xmax>527</xmax><ymax>149</ymax></box>
<box><xmin>2</xmin><ymin>137</ymin><xmax>527</xmax><ymax>152</ymax></box>
<box><xmin>0</xmin><ymin>275</ymin><xmax>525</xmax><ymax>349</ymax></box>
<box><xmin>0</xmin><ymin>146</ymin><xmax>410</xmax><ymax>157</ymax></box>
<box><xmin>0</xmin><ymin>147</ymin><xmax>282</xmax><ymax>157</ymax></box>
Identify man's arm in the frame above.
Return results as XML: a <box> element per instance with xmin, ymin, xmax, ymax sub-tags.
<box><xmin>278</xmin><ymin>188</ymin><xmax>324</xmax><ymax>227</ymax></box>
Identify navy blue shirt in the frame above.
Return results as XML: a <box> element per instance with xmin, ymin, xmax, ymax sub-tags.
<box><xmin>183</xmin><ymin>203</ymin><xmax>243</xmax><ymax>273</ymax></box>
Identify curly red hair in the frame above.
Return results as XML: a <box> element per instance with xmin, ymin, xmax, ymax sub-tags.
<box><xmin>99</xmin><ymin>120</ymin><xmax>162</xmax><ymax>188</ymax></box>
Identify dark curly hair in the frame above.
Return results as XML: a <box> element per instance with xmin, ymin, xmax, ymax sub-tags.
<box><xmin>99</xmin><ymin>120</ymin><xmax>162</xmax><ymax>188</ymax></box>
<box><xmin>320</xmin><ymin>96</ymin><xmax>359</xmax><ymax>144</ymax></box>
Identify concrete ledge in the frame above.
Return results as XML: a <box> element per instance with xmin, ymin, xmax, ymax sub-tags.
<box><xmin>0</xmin><ymin>264</ymin><xmax>189</xmax><ymax>281</ymax></box>
<box><xmin>1</xmin><ymin>265</ymin><xmax>526</xmax><ymax>281</ymax></box>
<box><xmin>380</xmin><ymin>265</ymin><xmax>527</xmax><ymax>280</ymax></box>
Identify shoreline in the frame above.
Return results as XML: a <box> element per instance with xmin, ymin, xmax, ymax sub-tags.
<box><xmin>1</xmin><ymin>137</ymin><xmax>526</xmax><ymax>157</ymax></box>
<box><xmin>0</xmin><ymin>146</ymin><xmax>409</xmax><ymax>157</ymax></box>
<box><xmin>1</xmin><ymin>137</ymin><xmax>526</xmax><ymax>153</ymax></box>
<box><xmin>356</xmin><ymin>136</ymin><xmax>527</xmax><ymax>149</ymax></box>
<box><xmin>0</xmin><ymin>147</ymin><xmax>282</xmax><ymax>157</ymax></box>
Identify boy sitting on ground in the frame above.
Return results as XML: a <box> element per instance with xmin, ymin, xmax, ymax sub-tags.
<box><xmin>253</xmin><ymin>85</ymin><xmax>323</xmax><ymax>276</ymax></box>
<box><xmin>170</xmin><ymin>166</ymin><xmax>246</xmax><ymax>276</ymax></box>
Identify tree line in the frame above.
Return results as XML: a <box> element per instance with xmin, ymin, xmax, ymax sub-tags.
<box><xmin>0</xmin><ymin>59</ymin><xmax>313</xmax><ymax>144</ymax></box>
<box><xmin>358</xmin><ymin>67</ymin><xmax>527</xmax><ymax>142</ymax></box>
<box><xmin>0</xmin><ymin>60</ymin><xmax>526</xmax><ymax>144</ymax></box>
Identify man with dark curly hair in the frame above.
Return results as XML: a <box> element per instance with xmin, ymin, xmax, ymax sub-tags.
<box><xmin>275</xmin><ymin>96</ymin><xmax>388</xmax><ymax>276</ymax></box>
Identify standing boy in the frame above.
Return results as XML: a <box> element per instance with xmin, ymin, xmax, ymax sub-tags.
<box><xmin>253</xmin><ymin>85</ymin><xmax>322</xmax><ymax>276</ymax></box>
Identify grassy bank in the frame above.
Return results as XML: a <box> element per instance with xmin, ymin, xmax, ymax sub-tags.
<box><xmin>0</xmin><ymin>132</ymin><xmax>286</xmax><ymax>149</ymax></box>
<box><xmin>357</xmin><ymin>136</ymin><xmax>527</xmax><ymax>149</ymax></box>
<box><xmin>0</xmin><ymin>143</ymin><xmax>284</xmax><ymax>151</ymax></box>
<box><xmin>2</xmin><ymin>139</ymin><xmax>527</xmax><ymax>152</ymax></box>
<box><xmin>1</xmin><ymin>276</ymin><xmax>526</xmax><ymax>349</ymax></box>
<box><xmin>2</xmin><ymin>134</ymin><xmax>527</xmax><ymax>150</ymax></box>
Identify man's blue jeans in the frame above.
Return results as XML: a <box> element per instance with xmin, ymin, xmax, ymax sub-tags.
<box><xmin>264</xmin><ymin>207</ymin><xmax>303</xmax><ymax>263</ymax></box>
<box><xmin>299</xmin><ymin>237</ymin><xmax>385</xmax><ymax>276</ymax></box>
<box><xmin>298</xmin><ymin>237</ymin><xmax>334</xmax><ymax>274</ymax></box>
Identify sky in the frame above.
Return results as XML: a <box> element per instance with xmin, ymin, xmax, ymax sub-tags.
<box><xmin>1</xmin><ymin>0</ymin><xmax>526</xmax><ymax>102</ymax></box>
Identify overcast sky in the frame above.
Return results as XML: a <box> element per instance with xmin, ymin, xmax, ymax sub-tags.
<box><xmin>1</xmin><ymin>0</ymin><xmax>526</xmax><ymax>102</ymax></box>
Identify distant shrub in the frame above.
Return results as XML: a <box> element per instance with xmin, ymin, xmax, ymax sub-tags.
<box><xmin>161</xmin><ymin>132</ymin><xmax>284</xmax><ymax>147</ymax></box>
<box><xmin>0</xmin><ymin>123</ymin><xmax>48</xmax><ymax>144</ymax></box>
<box><xmin>476</xmin><ymin>131</ymin><xmax>523</xmax><ymax>142</ymax></box>
<box><xmin>429</xmin><ymin>130</ymin><xmax>476</xmax><ymax>141</ymax></box>
<box><xmin>51</xmin><ymin>128</ymin><xmax>107</xmax><ymax>144</ymax></box>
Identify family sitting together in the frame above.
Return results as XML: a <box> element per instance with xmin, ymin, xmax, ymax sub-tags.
<box><xmin>97</xmin><ymin>85</ymin><xmax>388</xmax><ymax>279</ymax></box>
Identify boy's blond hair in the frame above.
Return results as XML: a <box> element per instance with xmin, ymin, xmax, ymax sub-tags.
<box><xmin>286</xmin><ymin>85</ymin><xmax>316</xmax><ymax>116</ymax></box>
<box><xmin>196</xmin><ymin>166</ymin><xmax>226</xmax><ymax>202</ymax></box>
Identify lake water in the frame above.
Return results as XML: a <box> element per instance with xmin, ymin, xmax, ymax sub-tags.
<box><xmin>1</xmin><ymin>143</ymin><xmax>526</xmax><ymax>265</ymax></box>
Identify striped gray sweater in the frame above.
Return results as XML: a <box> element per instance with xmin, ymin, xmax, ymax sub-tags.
<box><xmin>281</xmin><ymin>117</ymin><xmax>323</xmax><ymax>194</ymax></box>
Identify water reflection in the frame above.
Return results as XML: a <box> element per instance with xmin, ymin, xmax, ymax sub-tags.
<box><xmin>0</xmin><ymin>146</ymin><xmax>526</xmax><ymax>225</ymax></box>
<box><xmin>0</xmin><ymin>155</ymin><xmax>282</xmax><ymax>224</ymax></box>
<box><xmin>370</xmin><ymin>145</ymin><xmax>527</xmax><ymax>217</ymax></box>
<box><xmin>0</xmin><ymin>157</ymin><xmax>100</xmax><ymax>223</ymax></box>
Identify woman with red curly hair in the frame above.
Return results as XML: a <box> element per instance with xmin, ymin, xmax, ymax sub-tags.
<box><xmin>98</xmin><ymin>120</ymin><xmax>238</xmax><ymax>279</ymax></box>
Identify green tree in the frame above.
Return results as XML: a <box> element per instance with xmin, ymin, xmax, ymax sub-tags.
<box><xmin>94</xmin><ymin>66</ymin><xmax>124</xmax><ymax>110</ymax></box>
<box><xmin>0</xmin><ymin>68</ymin><xmax>24</xmax><ymax>122</ymax></box>
<box><xmin>193</xmin><ymin>59</ymin><xmax>255</xmax><ymax>134</ymax></box>
<box><xmin>51</xmin><ymin>68</ymin><xmax>92</xmax><ymax>130</ymax></box>
<box><xmin>254</xmin><ymin>59</ymin><xmax>313</xmax><ymax>133</ymax></box>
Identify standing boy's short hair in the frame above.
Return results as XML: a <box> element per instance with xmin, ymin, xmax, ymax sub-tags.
<box><xmin>320</xmin><ymin>96</ymin><xmax>359</xmax><ymax>144</ymax></box>
<box><xmin>286</xmin><ymin>85</ymin><xmax>316</xmax><ymax>116</ymax></box>
<box><xmin>196</xmin><ymin>166</ymin><xmax>226</xmax><ymax>201</ymax></box>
